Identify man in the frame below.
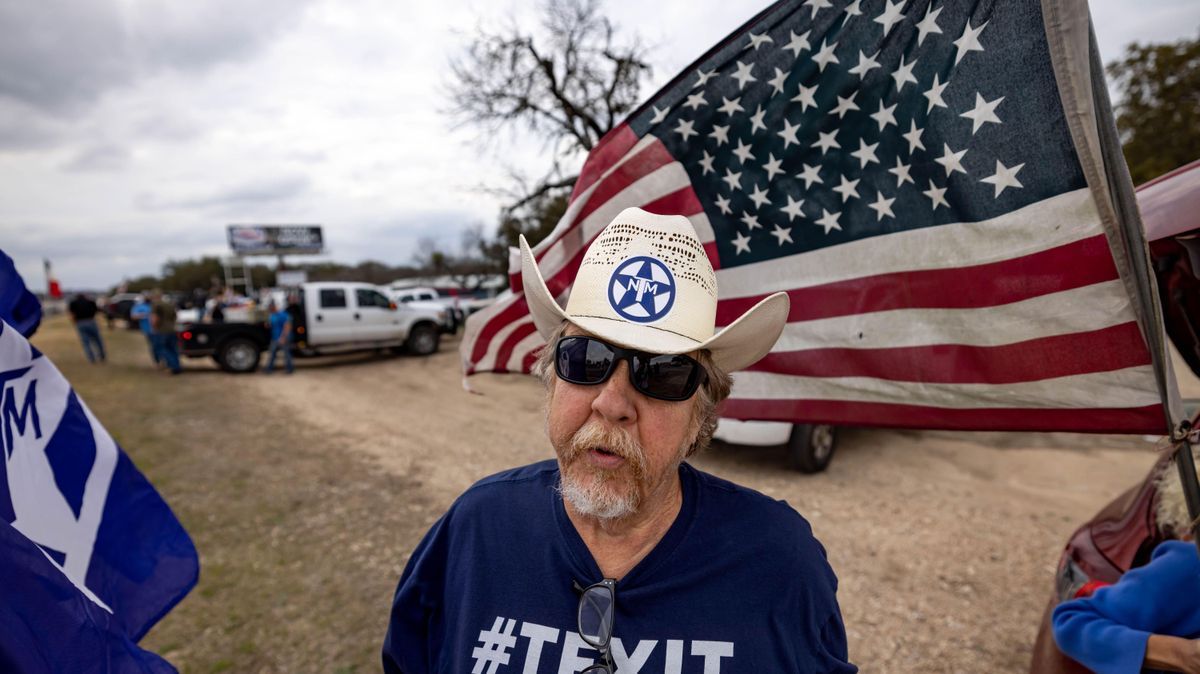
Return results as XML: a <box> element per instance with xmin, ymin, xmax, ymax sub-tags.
<box><xmin>263</xmin><ymin>300</ymin><xmax>293</xmax><ymax>375</ymax></box>
<box><xmin>129</xmin><ymin>295</ymin><xmax>159</xmax><ymax>365</ymax></box>
<box><xmin>383</xmin><ymin>208</ymin><xmax>855</xmax><ymax>673</ymax></box>
<box><xmin>67</xmin><ymin>293</ymin><xmax>106</xmax><ymax>363</ymax></box>
<box><xmin>150</xmin><ymin>291</ymin><xmax>181</xmax><ymax>375</ymax></box>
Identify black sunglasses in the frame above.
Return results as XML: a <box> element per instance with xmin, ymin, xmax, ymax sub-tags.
<box><xmin>554</xmin><ymin>336</ymin><xmax>707</xmax><ymax>402</ymax></box>
<box><xmin>576</xmin><ymin>578</ymin><xmax>617</xmax><ymax>674</ymax></box>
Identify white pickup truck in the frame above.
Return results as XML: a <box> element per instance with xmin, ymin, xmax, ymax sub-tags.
<box><xmin>179</xmin><ymin>282</ymin><xmax>444</xmax><ymax>372</ymax></box>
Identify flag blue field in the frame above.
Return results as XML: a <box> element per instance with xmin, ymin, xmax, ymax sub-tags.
<box><xmin>463</xmin><ymin>0</ymin><xmax>1182</xmax><ymax>434</ymax></box>
<box><xmin>0</xmin><ymin>250</ymin><xmax>198</xmax><ymax>672</ymax></box>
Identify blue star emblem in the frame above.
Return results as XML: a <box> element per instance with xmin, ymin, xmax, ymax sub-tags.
<box><xmin>608</xmin><ymin>256</ymin><xmax>676</xmax><ymax>323</ymax></box>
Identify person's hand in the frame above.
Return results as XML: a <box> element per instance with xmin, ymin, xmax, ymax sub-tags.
<box><xmin>1182</xmin><ymin>638</ymin><xmax>1200</xmax><ymax>674</ymax></box>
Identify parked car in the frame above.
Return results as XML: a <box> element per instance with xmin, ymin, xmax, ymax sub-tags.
<box><xmin>386</xmin><ymin>285</ymin><xmax>459</xmax><ymax>334</ymax></box>
<box><xmin>1029</xmin><ymin>158</ymin><xmax>1200</xmax><ymax>671</ymax></box>
<box><xmin>101</xmin><ymin>293</ymin><xmax>142</xmax><ymax>328</ymax></box>
<box><xmin>179</xmin><ymin>282</ymin><xmax>443</xmax><ymax>372</ymax></box>
<box><xmin>713</xmin><ymin>419</ymin><xmax>839</xmax><ymax>473</ymax></box>
<box><xmin>1028</xmin><ymin>452</ymin><xmax>1174</xmax><ymax>673</ymax></box>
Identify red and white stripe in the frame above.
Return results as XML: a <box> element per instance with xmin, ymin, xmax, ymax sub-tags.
<box><xmin>461</xmin><ymin>128</ymin><xmax>1167</xmax><ymax>433</ymax></box>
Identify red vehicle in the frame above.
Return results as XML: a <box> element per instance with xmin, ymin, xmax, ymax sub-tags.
<box><xmin>1029</xmin><ymin>159</ymin><xmax>1200</xmax><ymax>672</ymax></box>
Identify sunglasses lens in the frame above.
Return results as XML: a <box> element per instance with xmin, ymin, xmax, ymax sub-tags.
<box><xmin>557</xmin><ymin>337</ymin><xmax>614</xmax><ymax>384</ymax></box>
<box><xmin>634</xmin><ymin>354</ymin><xmax>701</xmax><ymax>400</ymax></box>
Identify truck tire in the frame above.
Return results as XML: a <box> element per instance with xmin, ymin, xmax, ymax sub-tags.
<box><xmin>405</xmin><ymin>323</ymin><xmax>440</xmax><ymax>356</ymax></box>
<box><xmin>217</xmin><ymin>338</ymin><xmax>261</xmax><ymax>373</ymax></box>
<box><xmin>787</xmin><ymin>424</ymin><xmax>837</xmax><ymax>474</ymax></box>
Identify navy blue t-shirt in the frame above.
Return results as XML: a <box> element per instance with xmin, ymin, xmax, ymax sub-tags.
<box><xmin>383</xmin><ymin>460</ymin><xmax>856</xmax><ymax>673</ymax></box>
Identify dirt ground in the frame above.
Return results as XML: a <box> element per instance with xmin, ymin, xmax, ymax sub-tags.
<box><xmin>37</xmin><ymin>315</ymin><xmax>1198</xmax><ymax>673</ymax></box>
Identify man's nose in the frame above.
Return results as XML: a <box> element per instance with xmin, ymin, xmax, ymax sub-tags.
<box><xmin>591</xmin><ymin>360</ymin><xmax>638</xmax><ymax>425</ymax></box>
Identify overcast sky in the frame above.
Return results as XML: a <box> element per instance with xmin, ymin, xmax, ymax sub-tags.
<box><xmin>1</xmin><ymin>0</ymin><xmax>1196</xmax><ymax>291</ymax></box>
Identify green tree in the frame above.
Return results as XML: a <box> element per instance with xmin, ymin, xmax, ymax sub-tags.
<box><xmin>1108</xmin><ymin>34</ymin><xmax>1200</xmax><ymax>185</ymax></box>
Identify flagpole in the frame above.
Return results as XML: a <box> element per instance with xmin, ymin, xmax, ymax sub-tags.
<box><xmin>1175</xmin><ymin>436</ymin><xmax>1200</xmax><ymax>553</ymax></box>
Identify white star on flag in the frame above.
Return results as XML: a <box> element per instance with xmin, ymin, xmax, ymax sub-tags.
<box><xmin>892</xmin><ymin>56</ymin><xmax>918</xmax><ymax>92</ymax></box>
<box><xmin>870</xmin><ymin>101</ymin><xmax>898</xmax><ymax>130</ymax></box>
<box><xmin>714</xmin><ymin>194</ymin><xmax>732</xmax><ymax>214</ymax></box>
<box><xmin>954</xmin><ymin>19</ymin><xmax>988</xmax><ymax>64</ymax></box>
<box><xmin>831</xmin><ymin>93</ymin><xmax>860</xmax><ymax>118</ymax></box>
<box><xmin>915</xmin><ymin>4</ymin><xmax>943</xmax><ymax>45</ymax></box>
<box><xmin>981</xmin><ymin>160</ymin><xmax>1025</xmax><ymax>196</ymax></box>
<box><xmin>804</xmin><ymin>0</ymin><xmax>833</xmax><ymax>16</ymax></box>
<box><xmin>814</xmin><ymin>129</ymin><xmax>840</xmax><ymax>154</ymax></box>
<box><xmin>888</xmin><ymin>157</ymin><xmax>914</xmax><ymax>186</ymax></box>
<box><xmin>851</xmin><ymin>139</ymin><xmax>880</xmax><ymax>168</ymax></box>
<box><xmin>698</xmin><ymin>151</ymin><xmax>715</xmax><ymax>175</ymax></box>
<box><xmin>683</xmin><ymin>92</ymin><xmax>707</xmax><ymax>110</ymax></box>
<box><xmin>768</xmin><ymin>68</ymin><xmax>788</xmax><ymax>95</ymax></box>
<box><xmin>960</xmin><ymin>93</ymin><xmax>1004</xmax><ymax>134</ymax></box>
<box><xmin>650</xmin><ymin>106</ymin><xmax>668</xmax><ymax>124</ymax></box>
<box><xmin>813</xmin><ymin>39</ymin><xmax>840</xmax><ymax>72</ymax></box>
<box><xmin>722</xmin><ymin>168</ymin><xmax>743</xmax><ymax>191</ymax></box>
<box><xmin>731</xmin><ymin>231</ymin><xmax>751</xmax><ymax>254</ymax></box>
<box><xmin>781</xmin><ymin>195</ymin><xmax>806</xmax><ymax>221</ymax></box>
<box><xmin>771</xmin><ymin>224</ymin><xmax>794</xmax><ymax>245</ymax></box>
<box><xmin>718</xmin><ymin>96</ymin><xmax>744</xmax><ymax>116</ymax></box>
<box><xmin>924</xmin><ymin>74</ymin><xmax>948</xmax><ymax>112</ymax></box>
<box><xmin>748</xmin><ymin>184</ymin><xmax>771</xmax><ymax>209</ymax></box>
<box><xmin>935</xmin><ymin>143</ymin><xmax>969</xmax><ymax>176</ymax></box>
<box><xmin>792</xmin><ymin>83</ymin><xmax>819</xmax><ymax>111</ymax></box>
<box><xmin>748</xmin><ymin>106</ymin><xmax>768</xmax><ymax>134</ymax></box>
<box><xmin>693</xmin><ymin>69</ymin><xmax>716</xmax><ymax>88</ymax></box>
<box><xmin>874</xmin><ymin>0</ymin><xmax>906</xmax><ymax>35</ymax></box>
<box><xmin>833</xmin><ymin>175</ymin><xmax>861</xmax><ymax>203</ymax></box>
<box><xmin>748</xmin><ymin>32</ymin><xmax>773</xmax><ymax>50</ymax></box>
<box><xmin>731</xmin><ymin>60</ymin><xmax>757</xmax><ymax>89</ymax></box>
<box><xmin>848</xmin><ymin>50</ymin><xmax>881</xmax><ymax>78</ymax></box>
<box><xmin>845</xmin><ymin>0</ymin><xmax>863</xmax><ymax>16</ymax></box>
<box><xmin>783</xmin><ymin>30</ymin><xmax>812</xmax><ymax>56</ymax></box>
<box><xmin>763</xmin><ymin>153</ymin><xmax>785</xmax><ymax>181</ymax></box>
<box><xmin>674</xmin><ymin>118</ymin><xmax>697</xmax><ymax>141</ymax></box>
<box><xmin>740</xmin><ymin>211</ymin><xmax>762</xmax><ymax>230</ymax></box>
<box><xmin>798</xmin><ymin>163</ymin><xmax>823</xmax><ymax>188</ymax></box>
<box><xmin>732</xmin><ymin>139</ymin><xmax>755</xmax><ymax>164</ymax></box>
<box><xmin>923</xmin><ymin>179</ymin><xmax>950</xmax><ymax>209</ymax></box>
<box><xmin>903</xmin><ymin>120</ymin><xmax>926</xmax><ymax>153</ymax></box>
<box><xmin>815</xmin><ymin>208</ymin><xmax>842</xmax><ymax>234</ymax></box>
<box><xmin>868</xmin><ymin>192</ymin><xmax>897</xmax><ymax>221</ymax></box>
<box><xmin>778</xmin><ymin>118</ymin><xmax>802</xmax><ymax>148</ymax></box>
<box><xmin>709</xmin><ymin>123</ymin><xmax>730</xmax><ymax>146</ymax></box>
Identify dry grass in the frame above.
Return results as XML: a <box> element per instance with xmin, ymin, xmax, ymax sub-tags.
<box><xmin>34</xmin><ymin>317</ymin><xmax>437</xmax><ymax>674</ymax></box>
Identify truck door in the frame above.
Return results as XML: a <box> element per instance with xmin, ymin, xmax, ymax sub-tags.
<box><xmin>307</xmin><ymin>286</ymin><xmax>355</xmax><ymax>345</ymax></box>
<box><xmin>354</xmin><ymin>287</ymin><xmax>402</xmax><ymax>341</ymax></box>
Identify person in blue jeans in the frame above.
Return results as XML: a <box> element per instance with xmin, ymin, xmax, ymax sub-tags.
<box><xmin>264</xmin><ymin>301</ymin><xmax>293</xmax><ymax>374</ymax></box>
<box><xmin>129</xmin><ymin>296</ymin><xmax>158</xmax><ymax>365</ymax></box>
<box><xmin>1052</xmin><ymin>447</ymin><xmax>1200</xmax><ymax>673</ymax></box>
<box><xmin>67</xmin><ymin>293</ymin><xmax>105</xmax><ymax>363</ymax></box>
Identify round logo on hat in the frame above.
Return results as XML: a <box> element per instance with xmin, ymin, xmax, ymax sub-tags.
<box><xmin>608</xmin><ymin>256</ymin><xmax>676</xmax><ymax>323</ymax></box>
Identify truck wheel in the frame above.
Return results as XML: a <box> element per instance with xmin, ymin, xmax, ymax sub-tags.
<box><xmin>787</xmin><ymin>424</ymin><xmax>837</xmax><ymax>474</ymax></box>
<box><xmin>217</xmin><ymin>338</ymin><xmax>261</xmax><ymax>373</ymax></box>
<box><xmin>406</xmin><ymin>323</ymin><xmax>439</xmax><ymax>356</ymax></box>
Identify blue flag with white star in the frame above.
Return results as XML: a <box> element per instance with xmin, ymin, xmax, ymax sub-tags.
<box><xmin>465</xmin><ymin>0</ymin><xmax>1182</xmax><ymax>434</ymax></box>
<box><xmin>0</xmin><ymin>257</ymin><xmax>198</xmax><ymax>672</ymax></box>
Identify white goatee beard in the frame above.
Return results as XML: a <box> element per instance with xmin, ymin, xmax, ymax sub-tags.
<box><xmin>558</xmin><ymin>421</ymin><xmax>647</xmax><ymax>522</ymax></box>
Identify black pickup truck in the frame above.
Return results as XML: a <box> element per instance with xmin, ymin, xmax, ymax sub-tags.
<box><xmin>178</xmin><ymin>320</ymin><xmax>272</xmax><ymax>372</ymax></box>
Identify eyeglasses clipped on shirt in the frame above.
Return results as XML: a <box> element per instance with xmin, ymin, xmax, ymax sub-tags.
<box><xmin>576</xmin><ymin>578</ymin><xmax>617</xmax><ymax>673</ymax></box>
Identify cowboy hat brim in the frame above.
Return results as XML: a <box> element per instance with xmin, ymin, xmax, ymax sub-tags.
<box><xmin>520</xmin><ymin>236</ymin><xmax>790</xmax><ymax>373</ymax></box>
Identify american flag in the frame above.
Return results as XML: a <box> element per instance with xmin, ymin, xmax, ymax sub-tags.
<box><xmin>462</xmin><ymin>0</ymin><xmax>1182</xmax><ymax>434</ymax></box>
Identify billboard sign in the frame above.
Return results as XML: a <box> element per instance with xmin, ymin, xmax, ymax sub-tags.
<box><xmin>227</xmin><ymin>225</ymin><xmax>323</xmax><ymax>255</ymax></box>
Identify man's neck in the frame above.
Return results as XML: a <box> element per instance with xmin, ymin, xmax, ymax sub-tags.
<box><xmin>564</xmin><ymin>471</ymin><xmax>684</xmax><ymax>581</ymax></box>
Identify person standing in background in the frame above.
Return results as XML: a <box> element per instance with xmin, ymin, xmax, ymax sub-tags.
<box><xmin>150</xmin><ymin>291</ymin><xmax>181</xmax><ymax>375</ymax></box>
<box><xmin>263</xmin><ymin>301</ymin><xmax>293</xmax><ymax>375</ymax></box>
<box><xmin>67</xmin><ymin>293</ymin><xmax>106</xmax><ymax>363</ymax></box>
<box><xmin>129</xmin><ymin>295</ymin><xmax>159</xmax><ymax>366</ymax></box>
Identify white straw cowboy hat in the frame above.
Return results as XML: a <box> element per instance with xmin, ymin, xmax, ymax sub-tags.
<box><xmin>520</xmin><ymin>207</ymin><xmax>790</xmax><ymax>373</ymax></box>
